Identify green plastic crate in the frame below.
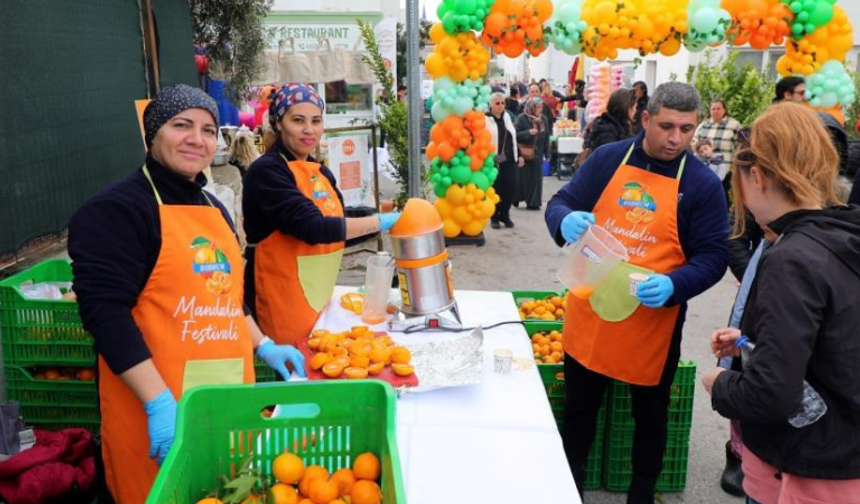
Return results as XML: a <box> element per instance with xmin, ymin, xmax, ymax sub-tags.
<box><xmin>607</xmin><ymin>361</ymin><xmax>696</xmax><ymax>432</ymax></box>
<box><xmin>603</xmin><ymin>361</ymin><xmax>696</xmax><ymax>492</ymax></box>
<box><xmin>4</xmin><ymin>366</ymin><xmax>100</xmax><ymax>432</ymax></box>
<box><xmin>603</xmin><ymin>427</ymin><xmax>690</xmax><ymax>492</ymax></box>
<box><xmin>147</xmin><ymin>381</ymin><xmax>406</xmax><ymax>504</ymax></box>
<box><xmin>526</xmin><ymin>322</ymin><xmax>604</xmax><ymax>490</ymax></box>
<box><xmin>0</xmin><ymin>259</ymin><xmax>95</xmax><ymax>366</ymax></box>
<box><xmin>511</xmin><ymin>290</ymin><xmax>565</xmax><ymax>330</ymax></box>
<box><xmin>254</xmin><ymin>358</ymin><xmax>277</xmax><ymax>383</ymax></box>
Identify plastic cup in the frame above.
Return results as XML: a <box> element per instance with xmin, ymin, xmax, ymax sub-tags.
<box><xmin>494</xmin><ymin>348</ymin><xmax>513</xmax><ymax>374</ymax></box>
<box><xmin>557</xmin><ymin>225</ymin><xmax>629</xmax><ymax>299</ymax></box>
<box><xmin>628</xmin><ymin>273</ymin><xmax>649</xmax><ymax>297</ymax></box>
<box><xmin>361</xmin><ymin>253</ymin><xmax>395</xmax><ymax>324</ymax></box>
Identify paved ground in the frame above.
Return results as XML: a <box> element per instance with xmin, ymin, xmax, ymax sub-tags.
<box><xmin>341</xmin><ymin>176</ymin><xmax>744</xmax><ymax>503</ymax></box>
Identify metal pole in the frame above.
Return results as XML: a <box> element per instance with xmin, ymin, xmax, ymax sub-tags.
<box><xmin>406</xmin><ymin>0</ymin><xmax>422</xmax><ymax>198</ymax></box>
<box><xmin>371</xmin><ymin>124</ymin><xmax>383</xmax><ymax>252</ymax></box>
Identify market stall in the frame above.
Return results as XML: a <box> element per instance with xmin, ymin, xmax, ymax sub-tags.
<box><xmin>316</xmin><ymin>286</ymin><xmax>582</xmax><ymax>504</ymax></box>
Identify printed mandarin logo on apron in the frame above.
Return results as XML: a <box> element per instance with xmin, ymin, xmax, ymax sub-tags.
<box><xmin>190</xmin><ymin>235</ymin><xmax>232</xmax><ymax>296</ymax></box>
<box><xmin>618</xmin><ymin>182</ymin><xmax>656</xmax><ymax>224</ymax></box>
<box><xmin>311</xmin><ymin>174</ymin><xmax>338</xmax><ymax>215</ymax></box>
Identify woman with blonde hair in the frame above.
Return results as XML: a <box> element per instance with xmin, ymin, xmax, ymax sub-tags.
<box><xmin>703</xmin><ymin>102</ymin><xmax>860</xmax><ymax>504</ymax></box>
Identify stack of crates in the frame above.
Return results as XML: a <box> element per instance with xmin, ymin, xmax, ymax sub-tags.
<box><xmin>0</xmin><ymin>259</ymin><xmax>100</xmax><ymax>432</ymax></box>
<box><xmin>514</xmin><ymin>290</ymin><xmax>606</xmax><ymax>491</ymax></box>
<box><xmin>602</xmin><ymin>361</ymin><xmax>696</xmax><ymax>492</ymax></box>
<box><xmin>0</xmin><ymin>259</ymin><xmax>280</xmax><ymax>432</ymax></box>
<box><xmin>513</xmin><ymin>291</ymin><xmax>696</xmax><ymax>492</ymax></box>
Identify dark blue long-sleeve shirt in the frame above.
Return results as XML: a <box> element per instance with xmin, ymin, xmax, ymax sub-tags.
<box><xmin>242</xmin><ymin>138</ymin><xmax>346</xmax><ymax>246</ymax></box>
<box><xmin>68</xmin><ymin>156</ymin><xmax>241</xmax><ymax>375</ymax></box>
<box><xmin>545</xmin><ymin>133</ymin><xmax>729</xmax><ymax>305</ymax></box>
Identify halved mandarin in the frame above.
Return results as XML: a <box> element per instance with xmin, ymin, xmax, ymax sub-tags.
<box><xmin>369</xmin><ymin>347</ymin><xmax>391</xmax><ymax>365</ymax></box>
<box><xmin>322</xmin><ymin>362</ymin><xmax>344</xmax><ymax>378</ymax></box>
<box><xmin>343</xmin><ymin>367</ymin><xmax>369</xmax><ymax>379</ymax></box>
<box><xmin>350</xmin><ymin>356</ymin><xmax>371</xmax><ymax>368</ymax></box>
<box><xmin>390</xmin><ymin>346</ymin><xmax>411</xmax><ymax>364</ymax></box>
<box><xmin>367</xmin><ymin>362</ymin><xmax>385</xmax><ymax>376</ymax></box>
<box><xmin>309</xmin><ymin>352</ymin><xmax>332</xmax><ymax>371</ymax></box>
<box><xmin>390</xmin><ymin>363</ymin><xmax>414</xmax><ymax>376</ymax></box>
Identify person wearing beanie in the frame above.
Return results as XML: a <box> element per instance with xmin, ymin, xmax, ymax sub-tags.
<box><xmin>243</xmin><ymin>83</ymin><xmax>401</xmax><ymax>346</ymax></box>
<box><xmin>68</xmin><ymin>84</ymin><xmax>306</xmax><ymax>504</ymax></box>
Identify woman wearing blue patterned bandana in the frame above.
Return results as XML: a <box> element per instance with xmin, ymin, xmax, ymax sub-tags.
<box><xmin>243</xmin><ymin>83</ymin><xmax>400</xmax><ymax>347</ymax></box>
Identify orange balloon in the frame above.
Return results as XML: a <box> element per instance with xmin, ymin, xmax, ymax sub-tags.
<box><xmin>532</xmin><ymin>0</ymin><xmax>553</xmax><ymax>22</ymax></box>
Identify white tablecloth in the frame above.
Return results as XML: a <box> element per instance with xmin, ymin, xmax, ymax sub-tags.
<box><xmin>315</xmin><ymin>287</ymin><xmax>581</xmax><ymax>504</ymax></box>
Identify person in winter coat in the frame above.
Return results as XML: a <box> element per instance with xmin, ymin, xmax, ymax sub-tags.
<box><xmin>585</xmin><ymin>88</ymin><xmax>636</xmax><ymax>152</ymax></box>
<box><xmin>486</xmin><ymin>93</ymin><xmax>524</xmax><ymax>228</ymax></box>
<box><xmin>514</xmin><ymin>98</ymin><xmax>550</xmax><ymax>210</ymax></box>
<box><xmin>704</xmin><ymin>103</ymin><xmax>860</xmax><ymax>504</ymax></box>
<box><xmin>632</xmin><ymin>81</ymin><xmax>649</xmax><ymax>134</ymax></box>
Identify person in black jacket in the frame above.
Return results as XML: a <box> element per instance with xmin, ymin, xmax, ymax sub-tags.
<box><xmin>585</xmin><ymin>88</ymin><xmax>636</xmax><ymax>152</ymax></box>
<box><xmin>704</xmin><ymin>103</ymin><xmax>860</xmax><ymax>503</ymax></box>
<box><xmin>513</xmin><ymin>97</ymin><xmax>550</xmax><ymax>209</ymax></box>
<box><xmin>632</xmin><ymin>81</ymin><xmax>649</xmax><ymax>134</ymax></box>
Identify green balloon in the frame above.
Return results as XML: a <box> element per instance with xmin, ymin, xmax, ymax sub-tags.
<box><xmin>809</xmin><ymin>2</ymin><xmax>833</xmax><ymax>26</ymax></box>
<box><xmin>791</xmin><ymin>23</ymin><xmax>804</xmax><ymax>35</ymax></box>
<box><xmin>470</xmin><ymin>172</ymin><xmax>490</xmax><ymax>191</ymax></box>
<box><xmin>451</xmin><ymin>165</ymin><xmax>472</xmax><ymax>184</ymax></box>
<box><xmin>789</xmin><ymin>1</ymin><xmax>802</xmax><ymax>13</ymax></box>
<box><xmin>434</xmin><ymin>183</ymin><xmax>448</xmax><ymax>198</ymax></box>
<box><xmin>456</xmin><ymin>0</ymin><xmax>476</xmax><ymax>15</ymax></box>
<box><xmin>442</xmin><ymin>16</ymin><xmax>457</xmax><ymax>34</ymax></box>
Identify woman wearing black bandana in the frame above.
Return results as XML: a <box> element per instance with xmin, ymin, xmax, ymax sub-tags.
<box><xmin>69</xmin><ymin>84</ymin><xmax>305</xmax><ymax>504</ymax></box>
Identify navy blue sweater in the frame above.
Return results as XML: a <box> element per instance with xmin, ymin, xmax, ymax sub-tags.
<box><xmin>68</xmin><ymin>156</ymin><xmax>240</xmax><ymax>375</ymax></box>
<box><xmin>242</xmin><ymin>138</ymin><xmax>346</xmax><ymax>247</ymax></box>
<box><xmin>545</xmin><ymin>134</ymin><xmax>729</xmax><ymax>306</ymax></box>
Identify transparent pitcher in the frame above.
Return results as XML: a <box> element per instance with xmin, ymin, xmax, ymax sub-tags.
<box><xmin>362</xmin><ymin>252</ymin><xmax>396</xmax><ymax>324</ymax></box>
<box><xmin>557</xmin><ymin>225</ymin><xmax>629</xmax><ymax>299</ymax></box>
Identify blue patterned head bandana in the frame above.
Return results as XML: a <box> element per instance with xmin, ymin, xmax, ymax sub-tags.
<box><xmin>143</xmin><ymin>84</ymin><xmax>219</xmax><ymax>147</ymax></box>
<box><xmin>269</xmin><ymin>83</ymin><xmax>325</xmax><ymax>131</ymax></box>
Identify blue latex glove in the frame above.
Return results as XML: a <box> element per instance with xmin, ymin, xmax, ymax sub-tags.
<box><xmin>143</xmin><ymin>388</ymin><xmax>176</xmax><ymax>466</ymax></box>
<box><xmin>560</xmin><ymin>211</ymin><xmax>596</xmax><ymax>243</ymax></box>
<box><xmin>636</xmin><ymin>274</ymin><xmax>675</xmax><ymax>308</ymax></box>
<box><xmin>378</xmin><ymin>212</ymin><xmax>401</xmax><ymax>232</ymax></box>
<box><xmin>257</xmin><ymin>339</ymin><xmax>307</xmax><ymax>379</ymax></box>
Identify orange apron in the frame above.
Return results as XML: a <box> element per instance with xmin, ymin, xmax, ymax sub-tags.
<box><xmin>563</xmin><ymin>143</ymin><xmax>687</xmax><ymax>386</ymax></box>
<box><xmin>98</xmin><ymin>166</ymin><xmax>255</xmax><ymax>504</ymax></box>
<box><xmin>253</xmin><ymin>157</ymin><xmax>345</xmax><ymax>346</ymax></box>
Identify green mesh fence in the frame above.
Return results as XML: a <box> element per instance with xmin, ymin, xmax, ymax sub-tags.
<box><xmin>153</xmin><ymin>0</ymin><xmax>198</xmax><ymax>88</ymax></box>
<box><xmin>0</xmin><ymin>0</ymin><xmax>196</xmax><ymax>258</ymax></box>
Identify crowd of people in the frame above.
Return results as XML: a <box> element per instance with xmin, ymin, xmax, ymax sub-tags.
<box><xmin>544</xmin><ymin>76</ymin><xmax>860</xmax><ymax>504</ymax></box>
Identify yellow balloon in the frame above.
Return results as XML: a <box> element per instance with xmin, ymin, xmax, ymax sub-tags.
<box><xmin>462</xmin><ymin>219</ymin><xmax>485</xmax><ymax>236</ymax></box>
<box><xmin>425</xmin><ymin>53</ymin><xmax>448</xmax><ymax>79</ymax></box>
<box><xmin>480</xmin><ymin>200</ymin><xmax>496</xmax><ymax>219</ymax></box>
<box><xmin>442</xmin><ymin>218</ymin><xmax>462</xmax><ymax>238</ymax></box>
<box><xmin>452</xmin><ymin>206</ymin><xmax>473</xmax><ymax>226</ymax></box>
<box><xmin>446</xmin><ymin>184</ymin><xmax>467</xmax><ymax>206</ymax></box>
<box><xmin>434</xmin><ymin>198</ymin><xmax>453</xmax><ymax>219</ymax></box>
<box><xmin>430</xmin><ymin>23</ymin><xmax>446</xmax><ymax>44</ymax></box>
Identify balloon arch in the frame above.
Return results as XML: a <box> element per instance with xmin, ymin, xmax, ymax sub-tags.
<box><xmin>424</xmin><ymin>0</ymin><xmax>855</xmax><ymax>238</ymax></box>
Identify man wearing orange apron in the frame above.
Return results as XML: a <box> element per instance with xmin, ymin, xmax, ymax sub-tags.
<box><xmin>70</xmin><ymin>85</ymin><xmax>306</xmax><ymax>504</ymax></box>
<box><xmin>243</xmin><ymin>84</ymin><xmax>399</xmax><ymax>348</ymax></box>
<box><xmin>545</xmin><ymin>82</ymin><xmax>729</xmax><ymax>503</ymax></box>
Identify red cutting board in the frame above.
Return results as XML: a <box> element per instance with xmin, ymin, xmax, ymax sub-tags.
<box><xmin>297</xmin><ymin>336</ymin><xmax>419</xmax><ymax>388</ymax></box>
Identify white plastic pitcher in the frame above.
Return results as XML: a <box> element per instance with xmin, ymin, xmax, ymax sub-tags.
<box><xmin>557</xmin><ymin>225</ymin><xmax>629</xmax><ymax>299</ymax></box>
<box><xmin>362</xmin><ymin>252</ymin><xmax>396</xmax><ymax>324</ymax></box>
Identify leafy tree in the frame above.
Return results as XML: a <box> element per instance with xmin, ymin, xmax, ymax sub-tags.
<box><xmin>190</xmin><ymin>0</ymin><xmax>273</xmax><ymax>101</ymax></box>
<box><xmin>358</xmin><ymin>19</ymin><xmax>417</xmax><ymax>209</ymax></box>
<box><xmin>688</xmin><ymin>50</ymin><xmax>774</xmax><ymax>126</ymax></box>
